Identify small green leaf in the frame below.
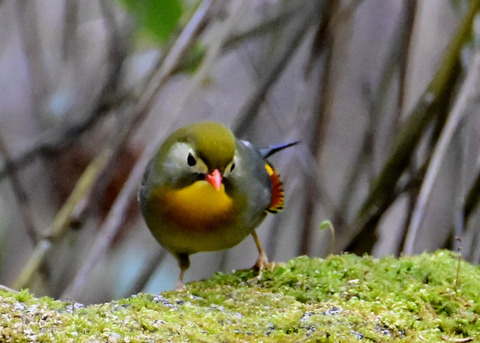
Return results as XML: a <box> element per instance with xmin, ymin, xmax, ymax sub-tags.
<box><xmin>319</xmin><ymin>220</ymin><xmax>333</xmax><ymax>232</ymax></box>
<box><xmin>319</xmin><ymin>220</ymin><xmax>335</xmax><ymax>254</ymax></box>
<box><xmin>118</xmin><ymin>0</ymin><xmax>182</xmax><ymax>43</ymax></box>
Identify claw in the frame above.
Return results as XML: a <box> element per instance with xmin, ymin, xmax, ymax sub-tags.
<box><xmin>251</xmin><ymin>231</ymin><xmax>275</xmax><ymax>271</ymax></box>
<box><xmin>252</xmin><ymin>250</ymin><xmax>276</xmax><ymax>271</ymax></box>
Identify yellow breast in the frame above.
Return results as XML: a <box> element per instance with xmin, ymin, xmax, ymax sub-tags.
<box><xmin>161</xmin><ymin>181</ymin><xmax>236</xmax><ymax>231</ymax></box>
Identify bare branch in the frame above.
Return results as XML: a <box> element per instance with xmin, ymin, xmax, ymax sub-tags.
<box><xmin>0</xmin><ymin>284</ymin><xmax>18</xmax><ymax>293</ymax></box>
<box><xmin>127</xmin><ymin>249</ymin><xmax>167</xmax><ymax>295</ymax></box>
<box><xmin>0</xmin><ymin>1</ymin><xmax>130</xmax><ymax>182</ymax></box>
<box><xmin>342</xmin><ymin>0</ymin><xmax>418</xmax><ymax>253</ymax></box>
<box><xmin>464</xmin><ymin>166</ymin><xmax>480</xmax><ymax>221</ymax></box>
<box><xmin>60</xmin><ymin>0</ymin><xmax>217</xmax><ymax>300</ymax></box>
<box><xmin>0</xmin><ymin>130</ymin><xmax>39</xmax><ymax>244</ymax></box>
<box><xmin>62</xmin><ymin>0</ymin><xmax>79</xmax><ymax>61</ymax></box>
<box><xmin>12</xmin><ymin>151</ymin><xmax>111</xmax><ymax>290</ymax></box>
<box><xmin>232</xmin><ymin>0</ymin><xmax>326</xmax><ymax>138</ymax></box>
<box><xmin>297</xmin><ymin>1</ymin><xmax>344</xmax><ymax>255</ymax></box>
<box><xmin>403</xmin><ymin>49</ymin><xmax>480</xmax><ymax>254</ymax></box>
<box><xmin>222</xmin><ymin>5</ymin><xmax>300</xmax><ymax>52</ymax></box>
<box><xmin>14</xmin><ymin>0</ymin><xmax>50</xmax><ymax>116</ymax></box>
<box><xmin>348</xmin><ymin>0</ymin><xmax>480</xmax><ymax>252</ymax></box>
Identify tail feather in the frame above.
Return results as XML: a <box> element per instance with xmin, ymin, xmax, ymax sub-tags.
<box><xmin>259</xmin><ymin>141</ymin><xmax>299</xmax><ymax>159</ymax></box>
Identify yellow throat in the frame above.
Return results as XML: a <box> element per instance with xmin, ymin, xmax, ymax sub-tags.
<box><xmin>162</xmin><ymin>180</ymin><xmax>235</xmax><ymax>231</ymax></box>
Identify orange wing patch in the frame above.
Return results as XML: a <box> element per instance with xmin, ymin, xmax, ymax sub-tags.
<box><xmin>265</xmin><ymin>164</ymin><xmax>284</xmax><ymax>213</ymax></box>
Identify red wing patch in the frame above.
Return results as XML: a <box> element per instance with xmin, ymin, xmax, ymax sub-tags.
<box><xmin>264</xmin><ymin>164</ymin><xmax>284</xmax><ymax>213</ymax></box>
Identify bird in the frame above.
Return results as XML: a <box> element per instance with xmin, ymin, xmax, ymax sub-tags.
<box><xmin>139</xmin><ymin>121</ymin><xmax>296</xmax><ymax>287</ymax></box>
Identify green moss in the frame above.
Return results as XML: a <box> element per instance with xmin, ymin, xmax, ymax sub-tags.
<box><xmin>1</xmin><ymin>250</ymin><xmax>479</xmax><ymax>342</ymax></box>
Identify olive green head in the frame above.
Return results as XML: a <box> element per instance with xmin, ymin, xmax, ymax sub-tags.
<box><xmin>173</xmin><ymin>121</ymin><xmax>236</xmax><ymax>172</ymax></box>
<box><xmin>144</xmin><ymin>121</ymin><xmax>237</xmax><ymax>191</ymax></box>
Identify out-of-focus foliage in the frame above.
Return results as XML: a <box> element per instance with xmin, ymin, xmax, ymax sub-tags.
<box><xmin>117</xmin><ymin>0</ymin><xmax>182</xmax><ymax>43</ymax></box>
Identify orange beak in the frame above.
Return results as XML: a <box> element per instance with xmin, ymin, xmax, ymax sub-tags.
<box><xmin>205</xmin><ymin>169</ymin><xmax>222</xmax><ymax>191</ymax></box>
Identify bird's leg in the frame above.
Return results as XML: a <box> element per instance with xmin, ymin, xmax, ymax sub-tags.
<box><xmin>251</xmin><ymin>231</ymin><xmax>275</xmax><ymax>271</ymax></box>
<box><xmin>175</xmin><ymin>253</ymin><xmax>190</xmax><ymax>290</ymax></box>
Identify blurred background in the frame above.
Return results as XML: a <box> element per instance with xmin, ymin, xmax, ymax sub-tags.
<box><xmin>1</xmin><ymin>0</ymin><xmax>480</xmax><ymax>303</ymax></box>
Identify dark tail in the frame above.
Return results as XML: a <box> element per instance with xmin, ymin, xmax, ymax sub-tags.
<box><xmin>259</xmin><ymin>141</ymin><xmax>299</xmax><ymax>159</ymax></box>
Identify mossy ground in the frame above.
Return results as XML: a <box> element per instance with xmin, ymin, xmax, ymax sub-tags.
<box><xmin>1</xmin><ymin>250</ymin><xmax>479</xmax><ymax>342</ymax></box>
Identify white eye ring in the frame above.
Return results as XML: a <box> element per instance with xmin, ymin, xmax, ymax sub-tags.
<box><xmin>223</xmin><ymin>157</ymin><xmax>237</xmax><ymax>177</ymax></box>
<box><xmin>167</xmin><ymin>143</ymin><xmax>208</xmax><ymax>174</ymax></box>
<box><xmin>185</xmin><ymin>150</ymin><xmax>208</xmax><ymax>174</ymax></box>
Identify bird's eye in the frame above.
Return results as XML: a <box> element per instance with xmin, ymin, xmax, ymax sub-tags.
<box><xmin>187</xmin><ymin>153</ymin><xmax>197</xmax><ymax>166</ymax></box>
<box><xmin>230</xmin><ymin>163</ymin><xmax>235</xmax><ymax>172</ymax></box>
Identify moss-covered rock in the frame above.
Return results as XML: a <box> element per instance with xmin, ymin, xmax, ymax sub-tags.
<box><xmin>1</xmin><ymin>250</ymin><xmax>479</xmax><ymax>342</ymax></box>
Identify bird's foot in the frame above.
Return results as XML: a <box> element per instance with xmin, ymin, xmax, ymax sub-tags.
<box><xmin>175</xmin><ymin>279</ymin><xmax>185</xmax><ymax>291</ymax></box>
<box><xmin>252</xmin><ymin>251</ymin><xmax>276</xmax><ymax>271</ymax></box>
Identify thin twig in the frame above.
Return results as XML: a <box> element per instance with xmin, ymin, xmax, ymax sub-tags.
<box><xmin>404</xmin><ymin>50</ymin><xmax>480</xmax><ymax>254</ymax></box>
<box><xmin>464</xmin><ymin>176</ymin><xmax>480</xmax><ymax>220</ymax></box>
<box><xmin>344</xmin><ymin>0</ymin><xmax>418</xmax><ymax>253</ymax></box>
<box><xmin>394</xmin><ymin>0</ymin><xmax>417</xmax><ymax>129</ymax></box>
<box><xmin>218</xmin><ymin>1</ymin><xmax>317</xmax><ymax>269</ymax></box>
<box><xmin>222</xmin><ymin>5</ymin><xmax>300</xmax><ymax>52</ymax></box>
<box><xmin>71</xmin><ymin>0</ymin><xmax>133</xmax><ymax>221</ymax></box>
<box><xmin>463</xmin><ymin>154</ymin><xmax>480</xmax><ymax>221</ymax></box>
<box><xmin>305</xmin><ymin>0</ymin><xmax>365</xmax><ymax>74</ymax></box>
<box><xmin>0</xmin><ymin>284</ymin><xmax>18</xmax><ymax>293</ymax></box>
<box><xmin>393</xmin><ymin>2</ymin><xmax>417</xmax><ymax>252</ymax></box>
<box><xmin>298</xmin><ymin>1</ymin><xmax>343</xmax><ymax>255</ymax></box>
<box><xmin>350</xmin><ymin>0</ymin><xmax>480</xmax><ymax>252</ymax></box>
<box><xmin>126</xmin><ymin>249</ymin><xmax>167</xmax><ymax>295</ymax></box>
<box><xmin>0</xmin><ymin>130</ymin><xmax>38</xmax><ymax>244</ymax></box>
<box><xmin>14</xmin><ymin>0</ymin><xmax>50</xmax><ymax>118</ymax></box>
<box><xmin>452</xmin><ymin>125</ymin><xmax>468</xmax><ymax>251</ymax></box>
<box><xmin>0</xmin><ymin>101</ymin><xmax>110</xmax><ymax>181</ymax></box>
<box><xmin>11</xmin><ymin>151</ymin><xmax>111</xmax><ymax>290</ymax></box>
<box><xmin>60</xmin><ymin>147</ymin><xmax>147</xmax><ymax>299</ymax></box>
<box><xmin>0</xmin><ymin>1</ymin><xmax>130</xmax><ymax>182</ymax></box>
<box><xmin>62</xmin><ymin>0</ymin><xmax>79</xmax><ymax>61</ymax></box>
<box><xmin>232</xmin><ymin>0</ymin><xmax>325</xmax><ymax>138</ymax></box>
<box><xmin>60</xmin><ymin>0</ymin><xmax>217</xmax><ymax>300</ymax></box>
